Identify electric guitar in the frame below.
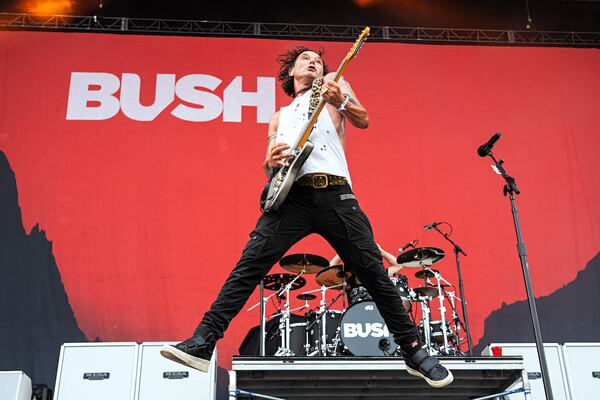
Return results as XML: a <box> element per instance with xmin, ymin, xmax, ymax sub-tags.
<box><xmin>260</xmin><ymin>26</ymin><xmax>370</xmax><ymax>213</ymax></box>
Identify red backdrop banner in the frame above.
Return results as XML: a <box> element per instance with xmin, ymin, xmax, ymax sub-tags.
<box><xmin>1</xmin><ymin>31</ymin><xmax>599</xmax><ymax>367</ymax></box>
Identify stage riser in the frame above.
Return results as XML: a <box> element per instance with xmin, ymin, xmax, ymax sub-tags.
<box><xmin>232</xmin><ymin>356</ymin><xmax>525</xmax><ymax>400</ymax></box>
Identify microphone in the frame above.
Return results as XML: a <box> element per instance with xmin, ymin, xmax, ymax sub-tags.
<box><xmin>424</xmin><ymin>222</ymin><xmax>440</xmax><ymax>230</ymax></box>
<box><xmin>398</xmin><ymin>240</ymin><xmax>417</xmax><ymax>253</ymax></box>
<box><xmin>477</xmin><ymin>132</ymin><xmax>502</xmax><ymax>157</ymax></box>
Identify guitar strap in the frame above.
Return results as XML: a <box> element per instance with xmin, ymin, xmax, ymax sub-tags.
<box><xmin>307</xmin><ymin>77</ymin><xmax>323</xmax><ymax>120</ymax></box>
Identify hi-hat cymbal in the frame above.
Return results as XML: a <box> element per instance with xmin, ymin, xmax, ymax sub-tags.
<box><xmin>415</xmin><ymin>269</ymin><xmax>439</xmax><ymax>280</ymax></box>
<box><xmin>413</xmin><ymin>286</ymin><xmax>440</xmax><ymax>298</ymax></box>
<box><xmin>315</xmin><ymin>265</ymin><xmax>351</xmax><ymax>290</ymax></box>
<box><xmin>396</xmin><ymin>247</ymin><xmax>445</xmax><ymax>267</ymax></box>
<box><xmin>263</xmin><ymin>273</ymin><xmax>306</xmax><ymax>291</ymax></box>
<box><xmin>279</xmin><ymin>253</ymin><xmax>329</xmax><ymax>274</ymax></box>
<box><xmin>427</xmin><ymin>283</ymin><xmax>451</xmax><ymax>289</ymax></box>
<box><xmin>297</xmin><ymin>293</ymin><xmax>317</xmax><ymax>301</ymax></box>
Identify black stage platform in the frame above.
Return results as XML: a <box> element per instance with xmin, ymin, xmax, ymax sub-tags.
<box><xmin>230</xmin><ymin>356</ymin><xmax>529</xmax><ymax>399</ymax></box>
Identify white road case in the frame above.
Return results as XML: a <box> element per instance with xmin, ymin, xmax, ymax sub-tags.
<box><xmin>0</xmin><ymin>371</ymin><xmax>32</xmax><ymax>400</ymax></box>
<box><xmin>482</xmin><ymin>343</ymin><xmax>570</xmax><ymax>400</ymax></box>
<box><xmin>54</xmin><ymin>342</ymin><xmax>139</xmax><ymax>400</ymax></box>
<box><xmin>561</xmin><ymin>342</ymin><xmax>600</xmax><ymax>400</ymax></box>
<box><xmin>135</xmin><ymin>342</ymin><xmax>216</xmax><ymax>400</ymax></box>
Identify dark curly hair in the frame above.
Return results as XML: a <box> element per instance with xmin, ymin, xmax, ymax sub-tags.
<box><xmin>277</xmin><ymin>46</ymin><xmax>330</xmax><ymax>97</ymax></box>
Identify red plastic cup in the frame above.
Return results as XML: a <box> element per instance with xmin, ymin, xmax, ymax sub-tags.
<box><xmin>491</xmin><ymin>346</ymin><xmax>503</xmax><ymax>357</ymax></box>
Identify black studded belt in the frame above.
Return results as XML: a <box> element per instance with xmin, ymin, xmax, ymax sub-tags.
<box><xmin>297</xmin><ymin>174</ymin><xmax>348</xmax><ymax>189</ymax></box>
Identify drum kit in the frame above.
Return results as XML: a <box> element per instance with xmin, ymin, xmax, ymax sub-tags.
<box><xmin>247</xmin><ymin>247</ymin><xmax>468</xmax><ymax>357</ymax></box>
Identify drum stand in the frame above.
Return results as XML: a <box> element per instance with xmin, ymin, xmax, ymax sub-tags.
<box><xmin>247</xmin><ymin>283</ymin><xmax>276</xmax><ymax>356</ymax></box>
<box><xmin>429</xmin><ymin>224</ymin><xmax>472</xmax><ymax>355</ymax></box>
<box><xmin>247</xmin><ymin>271</ymin><xmax>308</xmax><ymax>357</ymax></box>
<box><xmin>417</xmin><ymin>294</ymin><xmax>435</xmax><ymax>355</ymax></box>
<box><xmin>275</xmin><ymin>272</ymin><xmax>307</xmax><ymax>356</ymax></box>
<box><xmin>317</xmin><ymin>285</ymin><xmax>329</xmax><ymax>356</ymax></box>
<box><xmin>320</xmin><ymin>286</ymin><xmax>345</xmax><ymax>356</ymax></box>
<box><xmin>444</xmin><ymin>289</ymin><xmax>467</xmax><ymax>355</ymax></box>
<box><xmin>417</xmin><ymin>267</ymin><xmax>452</xmax><ymax>354</ymax></box>
<box><xmin>417</xmin><ymin>267</ymin><xmax>462</xmax><ymax>355</ymax></box>
<box><xmin>304</xmin><ymin>283</ymin><xmax>345</xmax><ymax>356</ymax></box>
<box><xmin>431</xmin><ymin>269</ymin><xmax>452</xmax><ymax>354</ymax></box>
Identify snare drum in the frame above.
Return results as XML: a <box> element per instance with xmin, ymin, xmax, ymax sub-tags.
<box><xmin>348</xmin><ymin>286</ymin><xmax>372</xmax><ymax>305</ymax></box>
<box><xmin>346</xmin><ymin>275</ymin><xmax>412</xmax><ymax>312</ymax></box>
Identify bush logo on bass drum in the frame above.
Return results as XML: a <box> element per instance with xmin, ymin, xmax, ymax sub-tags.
<box><xmin>343</xmin><ymin>323</ymin><xmax>391</xmax><ymax>338</ymax></box>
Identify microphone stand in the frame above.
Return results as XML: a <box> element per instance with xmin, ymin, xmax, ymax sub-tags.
<box><xmin>430</xmin><ymin>225</ymin><xmax>473</xmax><ymax>355</ymax></box>
<box><xmin>441</xmin><ymin>288</ymin><xmax>466</xmax><ymax>354</ymax></box>
<box><xmin>484</xmin><ymin>150</ymin><xmax>554</xmax><ymax>400</ymax></box>
<box><xmin>260</xmin><ymin>282</ymin><xmax>265</xmax><ymax>356</ymax></box>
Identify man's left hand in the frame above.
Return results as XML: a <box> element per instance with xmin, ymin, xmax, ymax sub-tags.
<box><xmin>321</xmin><ymin>81</ymin><xmax>345</xmax><ymax>108</ymax></box>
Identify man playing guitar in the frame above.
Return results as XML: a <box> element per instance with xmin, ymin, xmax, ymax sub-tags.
<box><xmin>161</xmin><ymin>45</ymin><xmax>453</xmax><ymax>388</ymax></box>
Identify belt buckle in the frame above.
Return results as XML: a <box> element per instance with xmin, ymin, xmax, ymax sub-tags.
<box><xmin>312</xmin><ymin>174</ymin><xmax>329</xmax><ymax>189</ymax></box>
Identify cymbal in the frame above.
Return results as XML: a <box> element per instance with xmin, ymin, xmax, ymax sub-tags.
<box><xmin>263</xmin><ymin>273</ymin><xmax>306</xmax><ymax>291</ymax></box>
<box><xmin>415</xmin><ymin>269</ymin><xmax>439</xmax><ymax>280</ymax></box>
<box><xmin>315</xmin><ymin>265</ymin><xmax>351</xmax><ymax>290</ymax></box>
<box><xmin>396</xmin><ymin>247</ymin><xmax>445</xmax><ymax>268</ymax></box>
<box><xmin>279</xmin><ymin>253</ymin><xmax>329</xmax><ymax>274</ymax></box>
<box><xmin>297</xmin><ymin>293</ymin><xmax>317</xmax><ymax>301</ymax></box>
<box><xmin>413</xmin><ymin>286</ymin><xmax>440</xmax><ymax>298</ymax></box>
<box><xmin>427</xmin><ymin>283</ymin><xmax>451</xmax><ymax>289</ymax></box>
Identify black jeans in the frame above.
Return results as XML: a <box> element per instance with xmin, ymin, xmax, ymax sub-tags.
<box><xmin>196</xmin><ymin>183</ymin><xmax>420</xmax><ymax>350</ymax></box>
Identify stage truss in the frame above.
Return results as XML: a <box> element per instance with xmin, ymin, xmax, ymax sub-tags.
<box><xmin>1</xmin><ymin>12</ymin><xmax>599</xmax><ymax>48</ymax></box>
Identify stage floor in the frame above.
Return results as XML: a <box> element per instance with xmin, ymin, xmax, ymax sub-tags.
<box><xmin>231</xmin><ymin>356</ymin><xmax>527</xmax><ymax>399</ymax></box>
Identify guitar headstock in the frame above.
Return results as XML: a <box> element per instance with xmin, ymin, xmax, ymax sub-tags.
<box><xmin>346</xmin><ymin>26</ymin><xmax>370</xmax><ymax>61</ymax></box>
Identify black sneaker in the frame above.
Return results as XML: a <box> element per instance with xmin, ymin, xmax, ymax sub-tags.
<box><xmin>404</xmin><ymin>349</ymin><xmax>454</xmax><ymax>388</ymax></box>
<box><xmin>160</xmin><ymin>333</ymin><xmax>216</xmax><ymax>373</ymax></box>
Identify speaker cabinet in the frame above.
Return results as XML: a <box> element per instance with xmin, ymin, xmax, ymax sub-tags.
<box><xmin>54</xmin><ymin>342</ymin><xmax>139</xmax><ymax>400</ymax></box>
<box><xmin>0</xmin><ymin>371</ymin><xmax>32</xmax><ymax>400</ymax></box>
<box><xmin>562</xmin><ymin>342</ymin><xmax>600</xmax><ymax>400</ymax></box>
<box><xmin>134</xmin><ymin>342</ymin><xmax>216</xmax><ymax>400</ymax></box>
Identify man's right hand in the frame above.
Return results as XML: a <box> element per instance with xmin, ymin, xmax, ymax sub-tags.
<box><xmin>267</xmin><ymin>143</ymin><xmax>291</xmax><ymax>169</ymax></box>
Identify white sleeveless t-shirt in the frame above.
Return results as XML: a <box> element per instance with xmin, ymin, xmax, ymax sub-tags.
<box><xmin>276</xmin><ymin>90</ymin><xmax>352</xmax><ymax>186</ymax></box>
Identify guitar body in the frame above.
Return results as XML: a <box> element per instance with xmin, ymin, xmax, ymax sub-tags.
<box><xmin>260</xmin><ymin>141</ymin><xmax>314</xmax><ymax>213</ymax></box>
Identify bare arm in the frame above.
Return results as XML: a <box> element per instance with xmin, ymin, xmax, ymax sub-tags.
<box><xmin>378</xmin><ymin>245</ymin><xmax>399</xmax><ymax>266</ymax></box>
<box><xmin>261</xmin><ymin>112</ymin><xmax>290</xmax><ymax>177</ymax></box>
<box><xmin>377</xmin><ymin>243</ymin><xmax>404</xmax><ymax>277</ymax></box>
<box><xmin>322</xmin><ymin>73</ymin><xmax>369</xmax><ymax>129</ymax></box>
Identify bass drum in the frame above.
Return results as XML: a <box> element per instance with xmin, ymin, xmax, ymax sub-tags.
<box><xmin>339</xmin><ymin>301</ymin><xmax>398</xmax><ymax>356</ymax></box>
